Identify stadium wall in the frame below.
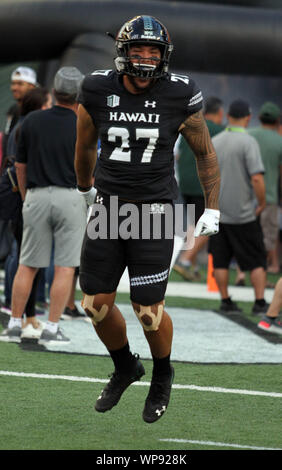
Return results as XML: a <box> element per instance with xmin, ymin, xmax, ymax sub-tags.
<box><xmin>0</xmin><ymin>0</ymin><xmax>281</xmax><ymax>77</ymax></box>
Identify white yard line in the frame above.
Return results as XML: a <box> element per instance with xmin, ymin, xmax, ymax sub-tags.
<box><xmin>159</xmin><ymin>438</ymin><xmax>282</xmax><ymax>451</ymax></box>
<box><xmin>0</xmin><ymin>370</ymin><xmax>281</xmax><ymax>398</ymax></box>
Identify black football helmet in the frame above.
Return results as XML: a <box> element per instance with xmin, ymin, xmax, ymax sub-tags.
<box><xmin>115</xmin><ymin>15</ymin><xmax>174</xmax><ymax>79</ymax></box>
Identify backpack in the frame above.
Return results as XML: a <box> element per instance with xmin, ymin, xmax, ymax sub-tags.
<box><xmin>0</xmin><ymin>164</ymin><xmax>22</xmax><ymax>221</ymax></box>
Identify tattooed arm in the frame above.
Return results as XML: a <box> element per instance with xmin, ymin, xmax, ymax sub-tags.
<box><xmin>179</xmin><ymin>110</ymin><xmax>220</xmax><ymax>210</ymax></box>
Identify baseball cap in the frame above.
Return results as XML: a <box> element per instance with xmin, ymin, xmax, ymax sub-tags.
<box><xmin>11</xmin><ymin>66</ymin><xmax>37</xmax><ymax>85</ymax></box>
<box><xmin>259</xmin><ymin>101</ymin><xmax>281</xmax><ymax>121</ymax></box>
<box><xmin>228</xmin><ymin>99</ymin><xmax>251</xmax><ymax>118</ymax></box>
<box><xmin>54</xmin><ymin>67</ymin><xmax>84</xmax><ymax>97</ymax></box>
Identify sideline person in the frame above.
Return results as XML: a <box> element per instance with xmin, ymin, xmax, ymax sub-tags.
<box><xmin>210</xmin><ymin>100</ymin><xmax>267</xmax><ymax>315</ymax></box>
<box><xmin>258</xmin><ymin>277</ymin><xmax>282</xmax><ymax>334</ymax></box>
<box><xmin>0</xmin><ymin>67</ymin><xmax>87</xmax><ymax>345</ymax></box>
<box><xmin>249</xmin><ymin>102</ymin><xmax>282</xmax><ymax>274</ymax></box>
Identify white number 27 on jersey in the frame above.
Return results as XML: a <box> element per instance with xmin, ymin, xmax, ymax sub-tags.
<box><xmin>108</xmin><ymin>127</ymin><xmax>159</xmax><ymax>163</ymax></box>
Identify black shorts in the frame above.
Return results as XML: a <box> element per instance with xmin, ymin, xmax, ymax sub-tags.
<box><xmin>208</xmin><ymin>220</ymin><xmax>267</xmax><ymax>271</ymax></box>
<box><xmin>79</xmin><ymin>193</ymin><xmax>175</xmax><ymax>306</ymax></box>
<box><xmin>182</xmin><ymin>195</ymin><xmax>205</xmax><ymax>224</ymax></box>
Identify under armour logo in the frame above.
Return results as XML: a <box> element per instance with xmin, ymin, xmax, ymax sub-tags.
<box><xmin>96</xmin><ymin>196</ymin><xmax>104</xmax><ymax>204</ymax></box>
<box><xmin>155</xmin><ymin>405</ymin><xmax>166</xmax><ymax>416</ymax></box>
<box><xmin>144</xmin><ymin>100</ymin><xmax>156</xmax><ymax>108</ymax></box>
<box><xmin>150</xmin><ymin>203</ymin><xmax>165</xmax><ymax>214</ymax></box>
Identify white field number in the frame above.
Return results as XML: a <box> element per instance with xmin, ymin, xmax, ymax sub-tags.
<box><xmin>108</xmin><ymin>127</ymin><xmax>159</xmax><ymax>163</ymax></box>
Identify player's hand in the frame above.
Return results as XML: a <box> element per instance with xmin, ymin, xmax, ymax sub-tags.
<box><xmin>194</xmin><ymin>208</ymin><xmax>220</xmax><ymax>237</ymax></box>
<box><xmin>77</xmin><ymin>186</ymin><xmax>97</xmax><ymax>206</ymax></box>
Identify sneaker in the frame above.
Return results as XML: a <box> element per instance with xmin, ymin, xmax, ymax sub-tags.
<box><xmin>38</xmin><ymin>327</ymin><xmax>70</xmax><ymax>345</ymax></box>
<box><xmin>173</xmin><ymin>262</ymin><xmax>198</xmax><ymax>281</ymax></box>
<box><xmin>252</xmin><ymin>301</ymin><xmax>269</xmax><ymax>316</ymax></box>
<box><xmin>219</xmin><ymin>299</ymin><xmax>242</xmax><ymax>314</ymax></box>
<box><xmin>258</xmin><ymin>315</ymin><xmax>282</xmax><ymax>335</ymax></box>
<box><xmin>95</xmin><ymin>354</ymin><xmax>145</xmax><ymax>413</ymax></box>
<box><xmin>61</xmin><ymin>306</ymin><xmax>86</xmax><ymax>320</ymax></box>
<box><xmin>0</xmin><ymin>305</ymin><xmax>12</xmax><ymax>316</ymax></box>
<box><xmin>21</xmin><ymin>320</ymin><xmax>45</xmax><ymax>340</ymax></box>
<box><xmin>0</xmin><ymin>326</ymin><xmax>21</xmax><ymax>343</ymax></box>
<box><xmin>143</xmin><ymin>366</ymin><xmax>175</xmax><ymax>423</ymax></box>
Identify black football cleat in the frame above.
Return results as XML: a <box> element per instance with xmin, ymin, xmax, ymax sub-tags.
<box><xmin>143</xmin><ymin>366</ymin><xmax>174</xmax><ymax>423</ymax></box>
<box><xmin>95</xmin><ymin>354</ymin><xmax>145</xmax><ymax>412</ymax></box>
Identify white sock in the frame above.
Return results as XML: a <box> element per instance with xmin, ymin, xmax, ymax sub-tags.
<box><xmin>8</xmin><ymin>317</ymin><xmax>22</xmax><ymax>329</ymax></box>
<box><xmin>45</xmin><ymin>321</ymin><xmax>58</xmax><ymax>334</ymax></box>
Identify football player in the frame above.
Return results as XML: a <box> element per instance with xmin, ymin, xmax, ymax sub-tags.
<box><xmin>75</xmin><ymin>15</ymin><xmax>220</xmax><ymax>423</ymax></box>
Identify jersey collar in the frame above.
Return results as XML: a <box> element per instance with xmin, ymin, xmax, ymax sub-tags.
<box><xmin>225</xmin><ymin>126</ymin><xmax>247</xmax><ymax>133</ymax></box>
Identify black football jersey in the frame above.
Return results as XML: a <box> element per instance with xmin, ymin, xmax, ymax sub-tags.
<box><xmin>78</xmin><ymin>70</ymin><xmax>203</xmax><ymax>201</ymax></box>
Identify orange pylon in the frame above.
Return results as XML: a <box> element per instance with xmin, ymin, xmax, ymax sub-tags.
<box><xmin>207</xmin><ymin>254</ymin><xmax>219</xmax><ymax>292</ymax></box>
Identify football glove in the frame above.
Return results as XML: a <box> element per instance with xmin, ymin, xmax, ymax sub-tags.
<box><xmin>194</xmin><ymin>208</ymin><xmax>220</xmax><ymax>237</ymax></box>
<box><xmin>77</xmin><ymin>186</ymin><xmax>97</xmax><ymax>206</ymax></box>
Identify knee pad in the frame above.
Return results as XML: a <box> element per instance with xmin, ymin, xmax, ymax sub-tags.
<box><xmin>133</xmin><ymin>302</ymin><xmax>164</xmax><ymax>331</ymax></box>
<box><xmin>81</xmin><ymin>294</ymin><xmax>109</xmax><ymax>326</ymax></box>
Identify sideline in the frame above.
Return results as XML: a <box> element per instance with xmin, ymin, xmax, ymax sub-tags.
<box><xmin>0</xmin><ymin>370</ymin><xmax>281</xmax><ymax>398</ymax></box>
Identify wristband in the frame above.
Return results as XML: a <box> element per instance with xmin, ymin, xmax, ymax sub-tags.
<box><xmin>77</xmin><ymin>184</ymin><xmax>93</xmax><ymax>192</ymax></box>
<box><xmin>204</xmin><ymin>208</ymin><xmax>220</xmax><ymax>217</ymax></box>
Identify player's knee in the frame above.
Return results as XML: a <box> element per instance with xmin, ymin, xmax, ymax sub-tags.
<box><xmin>81</xmin><ymin>294</ymin><xmax>110</xmax><ymax>326</ymax></box>
<box><xmin>133</xmin><ymin>301</ymin><xmax>164</xmax><ymax>331</ymax></box>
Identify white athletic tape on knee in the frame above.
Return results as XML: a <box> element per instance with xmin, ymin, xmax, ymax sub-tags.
<box><xmin>134</xmin><ymin>303</ymin><xmax>164</xmax><ymax>331</ymax></box>
<box><xmin>81</xmin><ymin>294</ymin><xmax>108</xmax><ymax>326</ymax></box>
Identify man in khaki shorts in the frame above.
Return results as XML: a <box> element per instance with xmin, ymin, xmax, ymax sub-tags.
<box><xmin>0</xmin><ymin>67</ymin><xmax>87</xmax><ymax>345</ymax></box>
<box><xmin>20</xmin><ymin>186</ymin><xmax>85</xmax><ymax>269</ymax></box>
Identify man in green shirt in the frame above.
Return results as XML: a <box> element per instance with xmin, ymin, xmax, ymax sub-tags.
<box><xmin>248</xmin><ymin>102</ymin><xmax>282</xmax><ymax>274</ymax></box>
<box><xmin>174</xmin><ymin>96</ymin><xmax>224</xmax><ymax>280</ymax></box>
